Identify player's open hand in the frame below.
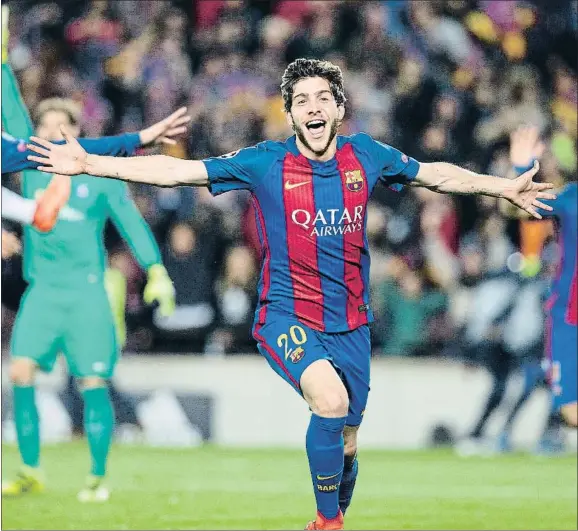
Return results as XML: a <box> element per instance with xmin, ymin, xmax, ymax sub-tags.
<box><xmin>509</xmin><ymin>125</ymin><xmax>545</xmax><ymax>168</ymax></box>
<box><xmin>502</xmin><ymin>161</ymin><xmax>556</xmax><ymax>219</ymax></box>
<box><xmin>27</xmin><ymin>125</ymin><xmax>87</xmax><ymax>176</ymax></box>
<box><xmin>138</xmin><ymin>107</ymin><xmax>191</xmax><ymax>146</ymax></box>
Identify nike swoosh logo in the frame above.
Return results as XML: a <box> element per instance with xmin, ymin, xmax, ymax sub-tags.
<box><xmin>285</xmin><ymin>181</ymin><xmax>311</xmax><ymax>190</ymax></box>
<box><xmin>317</xmin><ymin>472</ymin><xmax>340</xmax><ymax>481</ymax></box>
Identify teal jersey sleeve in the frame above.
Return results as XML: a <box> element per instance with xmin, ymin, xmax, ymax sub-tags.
<box><xmin>1</xmin><ymin>63</ymin><xmax>34</xmax><ymax>139</ymax></box>
<box><xmin>202</xmin><ymin>141</ymin><xmax>282</xmax><ymax>196</ymax></box>
<box><xmin>105</xmin><ymin>181</ymin><xmax>162</xmax><ymax>269</ymax></box>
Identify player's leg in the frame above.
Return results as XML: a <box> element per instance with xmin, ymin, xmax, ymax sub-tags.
<box><xmin>548</xmin><ymin>318</ymin><xmax>577</xmax><ymax>428</ymax></box>
<box><xmin>301</xmin><ymin>360</ymin><xmax>348</xmax><ymax>529</ymax></box>
<box><xmin>63</xmin><ymin>286</ymin><xmax>118</xmax><ymax>502</ymax></box>
<box><xmin>340</xmin><ymin>425</ymin><xmax>359</xmax><ymax>514</ymax></box>
<box><xmin>498</xmin><ymin>358</ymin><xmax>543</xmax><ymax>451</ymax></box>
<box><xmin>469</xmin><ymin>345</ymin><xmax>511</xmax><ymax>440</ymax></box>
<box><xmin>76</xmin><ymin>376</ymin><xmax>114</xmax><ymax>502</ymax></box>
<box><xmin>253</xmin><ymin>319</ymin><xmax>346</xmax><ymax>529</ymax></box>
<box><xmin>3</xmin><ymin>285</ymin><xmax>62</xmax><ymax>496</ymax></box>
<box><xmin>329</xmin><ymin>325</ymin><xmax>370</xmax><ymax>516</ymax></box>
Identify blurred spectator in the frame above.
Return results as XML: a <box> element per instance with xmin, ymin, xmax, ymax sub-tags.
<box><xmin>153</xmin><ymin>221</ymin><xmax>216</xmax><ymax>352</ymax></box>
<box><xmin>65</xmin><ymin>0</ymin><xmax>124</xmax><ymax>87</ymax></box>
<box><xmin>375</xmin><ymin>263</ymin><xmax>448</xmax><ymax>357</ymax></box>
<box><xmin>211</xmin><ymin>245</ymin><xmax>258</xmax><ymax>354</ymax></box>
<box><xmin>3</xmin><ymin>0</ymin><xmax>576</xmax><ymax>358</ymax></box>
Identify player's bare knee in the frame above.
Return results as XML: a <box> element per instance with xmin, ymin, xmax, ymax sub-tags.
<box><xmin>9</xmin><ymin>359</ymin><xmax>36</xmax><ymax>386</ymax></box>
<box><xmin>343</xmin><ymin>426</ymin><xmax>359</xmax><ymax>456</ymax></box>
<box><xmin>561</xmin><ymin>403</ymin><xmax>578</xmax><ymax>428</ymax></box>
<box><xmin>312</xmin><ymin>390</ymin><xmax>349</xmax><ymax>418</ymax></box>
<box><xmin>80</xmin><ymin>376</ymin><xmax>107</xmax><ymax>390</ymax></box>
<box><xmin>301</xmin><ymin>360</ymin><xmax>349</xmax><ymax>417</ymax></box>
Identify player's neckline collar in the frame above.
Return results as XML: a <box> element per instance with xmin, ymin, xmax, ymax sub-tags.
<box><xmin>286</xmin><ymin>136</ymin><xmax>340</xmax><ymax>169</ymax></box>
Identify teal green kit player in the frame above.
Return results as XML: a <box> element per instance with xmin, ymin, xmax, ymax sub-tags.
<box><xmin>1</xmin><ymin>62</ymin><xmax>181</xmax><ymax>501</ymax></box>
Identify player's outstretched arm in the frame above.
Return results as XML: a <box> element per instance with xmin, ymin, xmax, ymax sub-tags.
<box><xmin>27</xmin><ymin>126</ymin><xmax>208</xmax><ymax>188</ymax></box>
<box><xmin>411</xmin><ymin>160</ymin><xmax>555</xmax><ymax>220</ymax></box>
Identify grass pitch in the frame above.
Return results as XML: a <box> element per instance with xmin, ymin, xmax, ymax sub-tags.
<box><xmin>1</xmin><ymin>443</ymin><xmax>576</xmax><ymax>530</ymax></box>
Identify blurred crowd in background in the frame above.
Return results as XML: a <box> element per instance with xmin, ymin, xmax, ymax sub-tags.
<box><xmin>2</xmin><ymin>0</ymin><xmax>577</xmax><ymax>375</ymax></box>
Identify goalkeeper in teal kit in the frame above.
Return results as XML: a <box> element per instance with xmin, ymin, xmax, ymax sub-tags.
<box><xmin>1</xmin><ymin>63</ymin><xmax>187</xmax><ymax>501</ymax></box>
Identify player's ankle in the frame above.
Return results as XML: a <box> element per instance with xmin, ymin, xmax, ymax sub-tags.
<box><xmin>21</xmin><ymin>464</ymin><xmax>42</xmax><ymax>476</ymax></box>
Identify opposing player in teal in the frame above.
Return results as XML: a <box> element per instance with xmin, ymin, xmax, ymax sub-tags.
<box><xmin>1</xmin><ymin>62</ymin><xmax>184</xmax><ymax>501</ymax></box>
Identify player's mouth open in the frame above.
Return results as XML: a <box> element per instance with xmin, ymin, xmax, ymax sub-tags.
<box><xmin>306</xmin><ymin>119</ymin><xmax>326</xmax><ymax>139</ymax></box>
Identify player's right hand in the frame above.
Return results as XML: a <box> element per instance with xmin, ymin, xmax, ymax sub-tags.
<box><xmin>27</xmin><ymin>125</ymin><xmax>87</xmax><ymax>176</ymax></box>
<box><xmin>509</xmin><ymin>125</ymin><xmax>545</xmax><ymax>168</ymax></box>
<box><xmin>144</xmin><ymin>264</ymin><xmax>176</xmax><ymax>317</ymax></box>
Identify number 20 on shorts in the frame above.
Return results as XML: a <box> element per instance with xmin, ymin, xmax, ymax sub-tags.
<box><xmin>277</xmin><ymin>325</ymin><xmax>307</xmax><ymax>364</ymax></box>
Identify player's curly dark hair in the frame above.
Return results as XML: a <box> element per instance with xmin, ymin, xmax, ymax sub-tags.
<box><xmin>280</xmin><ymin>58</ymin><xmax>347</xmax><ymax>112</ymax></box>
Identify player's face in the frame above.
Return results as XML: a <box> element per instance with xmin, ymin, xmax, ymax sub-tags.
<box><xmin>36</xmin><ymin>111</ymin><xmax>81</xmax><ymax>141</ymax></box>
<box><xmin>287</xmin><ymin>76</ymin><xmax>344</xmax><ymax>160</ymax></box>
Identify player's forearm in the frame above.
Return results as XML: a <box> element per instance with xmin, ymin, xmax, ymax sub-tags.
<box><xmin>84</xmin><ymin>154</ymin><xmax>208</xmax><ymax>187</ymax></box>
<box><xmin>1</xmin><ymin>187</ymin><xmax>36</xmax><ymax>224</ymax></box>
<box><xmin>415</xmin><ymin>162</ymin><xmax>516</xmax><ymax>198</ymax></box>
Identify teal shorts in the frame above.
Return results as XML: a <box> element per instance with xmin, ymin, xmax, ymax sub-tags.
<box><xmin>11</xmin><ymin>282</ymin><xmax>118</xmax><ymax>378</ymax></box>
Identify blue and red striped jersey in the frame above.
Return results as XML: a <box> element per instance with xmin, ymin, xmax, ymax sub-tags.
<box><xmin>204</xmin><ymin>133</ymin><xmax>420</xmax><ymax>333</ymax></box>
<box><xmin>542</xmin><ymin>182</ymin><xmax>577</xmax><ymax>326</ymax></box>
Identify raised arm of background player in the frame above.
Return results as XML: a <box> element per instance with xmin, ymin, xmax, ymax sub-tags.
<box><xmin>1</xmin><ymin>63</ymin><xmax>189</xmax><ymax>170</ymax></box>
<box><xmin>104</xmin><ymin>180</ymin><xmax>175</xmax><ymax>317</ymax></box>
<box><xmin>27</xmin><ymin>125</ymin><xmax>556</xmax><ymax>220</ymax></box>
<box><xmin>501</xmin><ymin>125</ymin><xmax>573</xmax><ymax>219</ymax></box>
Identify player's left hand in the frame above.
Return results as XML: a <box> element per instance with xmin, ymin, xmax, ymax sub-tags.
<box><xmin>509</xmin><ymin>125</ymin><xmax>545</xmax><ymax>168</ymax></box>
<box><xmin>502</xmin><ymin>161</ymin><xmax>556</xmax><ymax>219</ymax></box>
<box><xmin>138</xmin><ymin>107</ymin><xmax>191</xmax><ymax>146</ymax></box>
<box><xmin>143</xmin><ymin>264</ymin><xmax>175</xmax><ymax>317</ymax></box>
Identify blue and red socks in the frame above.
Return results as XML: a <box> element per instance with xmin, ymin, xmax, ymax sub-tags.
<box><xmin>306</xmin><ymin>414</ymin><xmax>347</xmax><ymax>519</ymax></box>
<box><xmin>339</xmin><ymin>452</ymin><xmax>358</xmax><ymax>514</ymax></box>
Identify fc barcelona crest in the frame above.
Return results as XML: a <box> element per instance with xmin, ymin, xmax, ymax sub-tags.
<box><xmin>345</xmin><ymin>170</ymin><xmax>364</xmax><ymax>192</ymax></box>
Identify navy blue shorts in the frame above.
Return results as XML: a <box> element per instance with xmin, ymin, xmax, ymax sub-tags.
<box><xmin>546</xmin><ymin>314</ymin><xmax>577</xmax><ymax>409</ymax></box>
<box><xmin>253</xmin><ymin>312</ymin><xmax>371</xmax><ymax>427</ymax></box>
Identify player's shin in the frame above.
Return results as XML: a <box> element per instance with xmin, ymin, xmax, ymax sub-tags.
<box><xmin>306</xmin><ymin>414</ymin><xmax>347</xmax><ymax>520</ymax></box>
<box><xmin>13</xmin><ymin>385</ymin><xmax>40</xmax><ymax>468</ymax></box>
<box><xmin>82</xmin><ymin>385</ymin><xmax>115</xmax><ymax>477</ymax></box>
<box><xmin>338</xmin><ymin>452</ymin><xmax>358</xmax><ymax>515</ymax></box>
